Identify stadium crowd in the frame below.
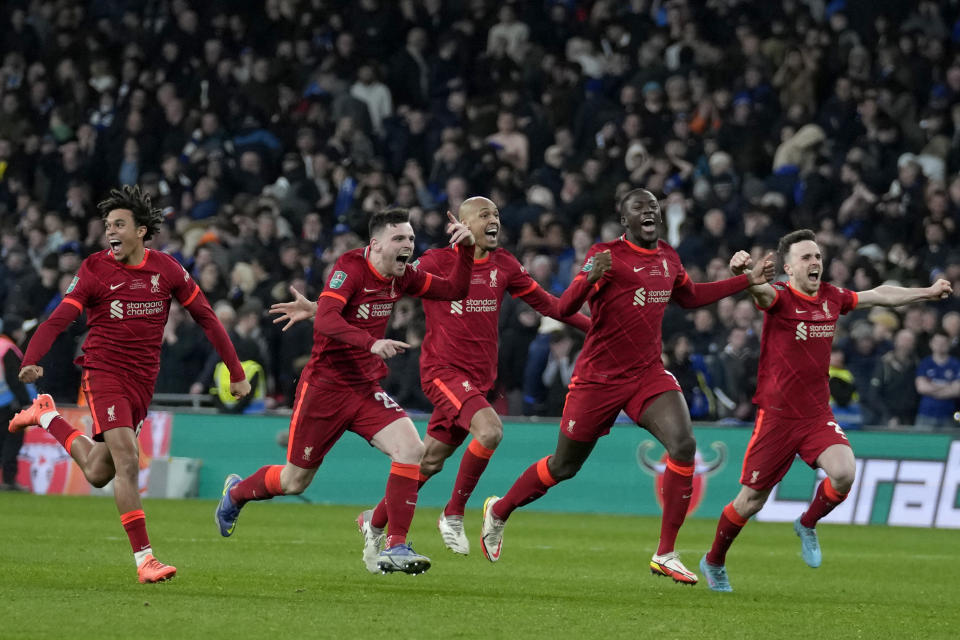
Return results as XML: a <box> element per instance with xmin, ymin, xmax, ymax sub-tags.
<box><xmin>1</xmin><ymin>0</ymin><xmax>960</xmax><ymax>429</ymax></box>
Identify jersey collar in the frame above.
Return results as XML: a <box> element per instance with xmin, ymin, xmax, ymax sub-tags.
<box><xmin>620</xmin><ymin>235</ymin><xmax>659</xmax><ymax>255</ymax></box>
<box><xmin>786</xmin><ymin>282</ymin><xmax>820</xmax><ymax>302</ymax></box>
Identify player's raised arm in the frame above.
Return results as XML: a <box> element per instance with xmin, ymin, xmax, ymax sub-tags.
<box><xmin>729</xmin><ymin>250</ymin><xmax>778</xmax><ymax>308</ymax></box>
<box><xmin>855</xmin><ymin>278</ymin><xmax>952</xmax><ymax>308</ymax></box>
<box><xmin>181</xmin><ymin>287</ymin><xmax>250</xmax><ymax>398</ymax></box>
<box><xmin>270</xmin><ymin>285</ymin><xmax>319</xmax><ymax>332</ymax></box>
<box><xmin>557</xmin><ymin>248</ymin><xmax>612</xmax><ymax>317</ymax></box>
<box><xmin>409</xmin><ymin>219</ymin><xmax>476</xmax><ymax>301</ymax></box>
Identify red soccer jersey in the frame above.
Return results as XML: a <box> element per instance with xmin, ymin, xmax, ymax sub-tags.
<box><xmin>564</xmin><ymin>237</ymin><xmax>691</xmax><ymax>384</ymax></box>
<box><xmin>418</xmin><ymin>247</ymin><xmax>540</xmax><ymax>390</ymax></box>
<box><xmin>303</xmin><ymin>245</ymin><xmax>472</xmax><ymax>387</ymax></box>
<box><xmin>752</xmin><ymin>281</ymin><xmax>858</xmax><ymax>417</ymax></box>
<box><xmin>61</xmin><ymin>248</ymin><xmax>202</xmax><ymax>382</ymax></box>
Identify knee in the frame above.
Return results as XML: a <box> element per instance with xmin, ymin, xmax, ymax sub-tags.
<box><xmin>111</xmin><ymin>451</ymin><xmax>139</xmax><ymax>478</ymax></box>
<box><xmin>472</xmin><ymin>421</ymin><xmax>503</xmax><ymax>450</ymax></box>
<box><xmin>547</xmin><ymin>456</ymin><xmax>581</xmax><ymax>482</ymax></box>
<box><xmin>419</xmin><ymin>452</ymin><xmax>445</xmax><ymax>477</ymax></box>
<box><xmin>392</xmin><ymin>438</ymin><xmax>425</xmax><ymax>465</ymax></box>
<box><xmin>281</xmin><ymin>471</ymin><xmax>310</xmax><ymax>495</ymax></box>
<box><xmin>87</xmin><ymin>473</ymin><xmax>111</xmax><ymax>489</ymax></box>
<box><xmin>733</xmin><ymin>491</ymin><xmax>767</xmax><ymax>518</ymax></box>
<box><xmin>667</xmin><ymin>434</ymin><xmax>696</xmax><ymax>462</ymax></box>
<box><xmin>829</xmin><ymin>467</ymin><xmax>855</xmax><ymax>494</ymax></box>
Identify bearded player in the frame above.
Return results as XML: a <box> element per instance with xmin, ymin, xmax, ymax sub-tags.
<box><xmin>699</xmin><ymin>229</ymin><xmax>952</xmax><ymax>592</ymax></box>
<box><xmin>215</xmin><ymin>208</ymin><xmax>475</xmax><ymax>576</ymax></box>
<box><xmin>479</xmin><ymin>189</ymin><xmax>775</xmax><ymax>585</ymax></box>
<box><xmin>9</xmin><ymin>185</ymin><xmax>250</xmax><ymax>583</ymax></box>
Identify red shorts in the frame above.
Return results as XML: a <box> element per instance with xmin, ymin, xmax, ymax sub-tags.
<box><xmin>559</xmin><ymin>369</ymin><xmax>682</xmax><ymax>442</ymax></box>
<box><xmin>286</xmin><ymin>379</ymin><xmax>407</xmax><ymax>469</ymax></box>
<box><xmin>740</xmin><ymin>408</ymin><xmax>852</xmax><ymax>491</ymax></box>
<box><xmin>81</xmin><ymin>369</ymin><xmax>154</xmax><ymax>441</ymax></box>
<box><xmin>422</xmin><ymin>373</ymin><xmax>490</xmax><ymax>447</ymax></box>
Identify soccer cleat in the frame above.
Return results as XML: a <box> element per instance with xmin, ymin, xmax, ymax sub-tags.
<box><xmin>215</xmin><ymin>474</ymin><xmax>243</xmax><ymax>537</ymax></box>
<box><xmin>699</xmin><ymin>555</ymin><xmax>732</xmax><ymax>592</ymax></box>
<box><xmin>479</xmin><ymin>496</ymin><xmax>505</xmax><ymax>563</ymax></box>
<box><xmin>8</xmin><ymin>394</ymin><xmax>56</xmax><ymax>433</ymax></box>
<box><xmin>437</xmin><ymin>513</ymin><xmax>469</xmax><ymax>555</ymax></box>
<box><xmin>377</xmin><ymin>543</ymin><xmax>431</xmax><ymax>575</ymax></box>
<box><xmin>137</xmin><ymin>555</ymin><xmax>177</xmax><ymax>583</ymax></box>
<box><xmin>794</xmin><ymin>517</ymin><xmax>822</xmax><ymax>568</ymax></box>
<box><xmin>357</xmin><ymin>509</ymin><xmax>385</xmax><ymax>574</ymax></box>
<box><xmin>650</xmin><ymin>551</ymin><xmax>698</xmax><ymax>585</ymax></box>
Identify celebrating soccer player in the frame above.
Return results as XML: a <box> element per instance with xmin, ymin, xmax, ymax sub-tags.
<box><xmin>215</xmin><ymin>207</ymin><xmax>476</xmax><ymax>576</ymax></box>
<box><xmin>8</xmin><ymin>185</ymin><xmax>251</xmax><ymax>583</ymax></box>
<box><xmin>699</xmin><ymin>229</ymin><xmax>952</xmax><ymax>592</ymax></box>
<box><xmin>479</xmin><ymin>189</ymin><xmax>775</xmax><ymax>585</ymax></box>
<box><xmin>355</xmin><ymin>196</ymin><xmax>590</xmax><ymax>556</ymax></box>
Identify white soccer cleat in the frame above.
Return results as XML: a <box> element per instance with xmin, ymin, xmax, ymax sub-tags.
<box><xmin>650</xmin><ymin>551</ymin><xmax>698</xmax><ymax>585</ymax></box>
<box><xmin>479</xmin><ymin>496</ymin><xmax>505</xmax><ymax>563</ymax></box>
<box><xmin>437</xmin><ymin>513</ymin><xmax>469</xmax><ymax>555</ymax></box>
<box><xmin>356</xmin><ymin>509</ymin><xmax>385</xmax><ymax>574</ymax></box>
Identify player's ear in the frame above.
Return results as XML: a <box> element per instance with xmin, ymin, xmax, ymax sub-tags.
<box><xmin>137</xmin><ymin>225</ymin><xmax>147</xmax><ymax>239</ymax></box>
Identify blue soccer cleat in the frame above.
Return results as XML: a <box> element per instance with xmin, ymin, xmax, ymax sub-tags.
<box><xmin>377</xmin><ymin>543</ymin><xmax>431</xmax><ymax>575</ymax></box>
<box><xmin>794</xmin><ymin>517</ymin><xmax>822</xmax><ymax>568</ymax></box>
<box><xmin>699</xmin><ymin>555</ymin><xmax>733</xmax><ymax>592</ymax></box>
<box><xmin>215</xmin><ymin>474</ymin><xmax>243</xmax><ymax>537</ymax></box>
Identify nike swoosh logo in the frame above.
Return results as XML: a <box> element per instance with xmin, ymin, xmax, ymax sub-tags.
<box><xmin>110</xmin><ymin>283</ymin><xmax>125</xmax><ymax>290</ymax></box>
<box><xmin>634</xmin><ymin>266</ymin><xmax>645</xmax><ymax>272</ymax></box>
<box><xmin>795</xmin><ymin>309</ymin><xmax>807</xmax><ymax>313</ymax></box>
<box><xmin>363</xmin><ymin>287</ymin><xmax>381</xmax><ymax>293</ymax></box>
<box><xmin>405</xmin><ymin>500</ymin><xmax>417</xmax><ymax>506</ymax></box>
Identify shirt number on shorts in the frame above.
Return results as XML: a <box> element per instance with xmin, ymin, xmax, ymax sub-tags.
<box><xmin>374</xmin><ymin>391</ymin><xmax>401</xmax><ymax>411</ymax></box>
<box><xmin>827</xmin><ymin>421</ymin><xmax>847</xmax><ymax>440</ymax></box>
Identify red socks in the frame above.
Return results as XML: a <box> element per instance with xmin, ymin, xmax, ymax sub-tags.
<box><xmin>706</xmin><ymin>502</ymin><xmax>748</xmax><ymax>566</ymax></box>
<box><xmin>229</xmin><ymin>465</ymin><xmax>285</xmax><ymax>506</ymax></box>
<box><xmin>800</xmin><ymin>478</ymin><xmax>848</xmax><ymax>528</ymax></box>
<box><xmin>444</xmin><ymin>439</ymin><xmax>496</xmax><ymax>517</ymax></box>
<box><xmin>384</xmin><ymin>462</ymin><xmax>421</xmax><ymax>548</ymax></box>
<box><xmin>656</xmin><ymin>457</ymin><xmax>694</xmax><ymax>555</ymax></box>
<box><xmin>47</xmin><ymin>416</ymin><xmax>81</xmax><ymax>452</ymax></box>
<box><xmin>120</xmin><ymin>509</ymin><xmax>151</xmax><ymax>553</ymax></box>
<box><xmin>491</xmin><ymin>456</ymin><xmax>557</xmax><ymax>521</ymax></box>
<box><xmin>370</xmin><ymin>471</ymin><xmax>427</xmax><ymax>530</ymax></box>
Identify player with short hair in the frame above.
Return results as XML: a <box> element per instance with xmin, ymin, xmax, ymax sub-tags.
<box><xmin>699</xmin><ymin>229</ymin><xmax>952</xmax><ymax>592</ymax></box>
<box><xmin>360</xmin><ymin>196</ymin><xmax>590</xmax><ymax>556</ymax></box>
<box><xmin>479</xmin><ymin>189</ymin><xmax>775</xmax><ymax>584</ymax></box>
<box><xmin>216</xmin><ymin>208</ymin><xmax>476</xmax><ymax>575</ymax></box>
<box><xmin>9</xmin><ymin>185</ymin><xmax>250</xmax><ymax>583</ymax></box>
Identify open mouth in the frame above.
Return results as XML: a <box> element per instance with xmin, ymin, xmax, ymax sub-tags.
<box><xmin>640</xmin><ymin>217</ymin><xmax>657</xmax><ymax>231</ymax></box>
<box><xmin>484</xmin><ymin>224</ymin><xmax>499</xmax><ymax>241</ymax></box>
<box><xmin>808</xmin><ymin>268</ymin><xmax>820</xmax><ymax>282</ymax></box>
<box><xmin>109</xmin><ymin>239</ymin><xmax>122</xmax><ymax>254</ymax></box>
<box><xmin>395</xmin><ymin>250</ymin><xmax>412</xmax><ymax>266</ymax></box>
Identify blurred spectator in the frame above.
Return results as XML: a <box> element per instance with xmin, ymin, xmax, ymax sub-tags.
<box><xmin>0</xmin><ymin>316</ymin><xmax>35</xmax><ymax>491</ymax></box>
<box><xmin>914</xmin><ymin>331</ymin><xmax>960</xmax><ymax>429</ymax></box>
<box><xmin>829</xmin><ymin>348</ymin><xmax>863</xmax><ymax>430</ymax></box>
<box><xmin>869</xmin><ymin>329</ymin><xmax>920</xmax><ymax>428</ymax></box>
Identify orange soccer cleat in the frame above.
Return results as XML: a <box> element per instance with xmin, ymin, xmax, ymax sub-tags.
<box><xmin>137</xmin><ymin>555</ymin><xmax>177</xmax><ymax>583</ymax></box>
<box><xmin>8</xmin><ymin>394</ymin><xmax>57</xmax><ymax>433</ymax></box>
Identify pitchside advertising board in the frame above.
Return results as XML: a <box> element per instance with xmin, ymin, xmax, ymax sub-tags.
<box><xmin>20</xmin><ymin>410</ymin><xmax>960</xmax><ymax>529</ymax></box>
<box><xmin>167</xmin><ymin>414</ymin><xmax>960</xmax><ymax>529</ymax></box>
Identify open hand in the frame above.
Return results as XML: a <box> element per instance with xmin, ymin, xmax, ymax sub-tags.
<box><xmin>269</xmin><ymin>285</ymin><xmax>318</xmax><ymax>331</ymax></box>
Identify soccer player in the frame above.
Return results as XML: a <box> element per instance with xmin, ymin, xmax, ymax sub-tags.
<box><xmin>360</xmin><ymin>196</ymin><xmax>591</xmax><ymax>555</ymax></box>
<box><xmin>699</xmin><ymin>229</ymin><xmax>952</xmax><ymax>592</ymax></box>
<box><xmin>479</xmin><ymin>189</ymin><xmax>775</xmax><ymax>584</ymax></box>
<box><xmin>8</xmin><ymin>185</ymin><xmax>251</xmax><ymax>583</ymax></box>
<box><xmin>215</xmin><ymin>208</ymin><xmax>476</xmax><ymax>576</ymax></box>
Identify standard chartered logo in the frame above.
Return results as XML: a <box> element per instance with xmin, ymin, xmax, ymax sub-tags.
<box><xmin>450</xmin><ymin>300</ymin><xmax>463</xmax><ymax>315</ymax></box>
<box><xmin>357</xmin><ymin>303</ymin><xmax>370</xmax><ymax>319</ymax></box>
<box><xmin>795</xmin><ymin>321</ymin><xmax>808</xmax><ymax>341</ymax></box>
<box><xmin>633</xmin><ymin>287</ymin><xmax>646</xmax><ymax>306</ymax></box>
<box><xmin>110</xmin><ymin>300</ymin><xmax>123</xmax><ymax>319</ymax></box>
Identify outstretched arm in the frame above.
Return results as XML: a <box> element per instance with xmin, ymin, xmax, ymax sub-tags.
<box><xmin>521</xmin><ymin>284</ymin><xmax>591</xmax><ymax>332</ymax></box>
<box><xmin>185</xmin><ymin>291</ymin><xmax>250</xmax><ymax>398</ymax></box>
<box><xmin>856</xmin><ymin>279</ymin><xmax>952</xmax><ymax>308</ymax></box>
<box><xmin>415</xmin><ymin>238</ymin><xmax>475</xmax><ymax>300</ymax></box>
<box><xmin>19</xmin><ymin>301</ymin><xmax>83</xmax><ymax>382</ymax></box>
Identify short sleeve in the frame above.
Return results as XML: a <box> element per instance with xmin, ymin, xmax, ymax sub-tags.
<box><xmin>838</xmin><ymin>287</ymin><xmax>858</xmax><ymax>315</ymax></box>
<box><xmin>760</xmin><ymin>283</ymin><xmax>785</xmax><ymax>313</ymax></box>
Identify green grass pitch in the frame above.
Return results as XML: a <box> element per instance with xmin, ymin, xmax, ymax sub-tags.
<box><xmin>2</xmin><ymin>493</ymin><xmax>957</xmax><ymax>639</ymax></box>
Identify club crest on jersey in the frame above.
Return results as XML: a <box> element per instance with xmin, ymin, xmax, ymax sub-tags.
<box><xmin>489</xmin><ymin>268</ymin><xmax>498</xmax><ymax>288</ymax></box>
<box><xmin>637</xmin><ymin>441</ymin><xmax>727</xmax><ymax>516</ymax></box>
<box><xmin>330</xmin><ymin>270</ymin><xmax>347</xmax><ymax>289</ymax></box>
<box><xmin>150</xmin><ymin>274</ymin><xmax>160</xmax><ymax>293</ymax></box>
<box><xmin>66</xmin><ymin>276</ymin><xmax>79</xmax><ymax>294</ymax></box>
<box><xmin>822</xmin><ymin>300</ymin><xmax>830</xmax><ymax>314</ymax></box>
